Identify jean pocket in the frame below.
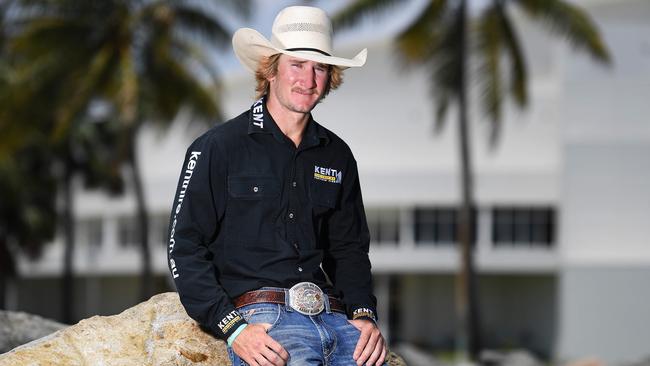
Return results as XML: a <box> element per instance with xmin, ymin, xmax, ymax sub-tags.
<box><xmin>240</xmin><ymin>304</ymin><xmax>283</xmax><ymax>333</ymax></box>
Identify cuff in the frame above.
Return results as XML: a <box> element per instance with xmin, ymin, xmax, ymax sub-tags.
<box><xmin>350</xmin><ymin>306</ymin><xmax>377</xmax><ymax>322</ymax></box>
<box><xmin>213</xmin><ymin>309</ymin><xmax>247</xmax><ymax>340</ymax></box>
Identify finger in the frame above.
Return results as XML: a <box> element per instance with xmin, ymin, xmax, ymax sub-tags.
<box><xmin>261</xmin><ymin>346</ymin><xmax>285</xmax><ymax>366</ymax></box>
<box><xmin>366</xmin><ymin>337</ymin><xmax>384</xmax><ymax>366</ymax></box>
<box><xmin>376</xmin><ymin>345</ymin><xmax>388</xmax><ymax>366</ymax></box>
<box><xmin>253</xmin><ymin>352</ymin><xmax>272</xmax><ymax>366</ymax></box>
<box><xmin>259</xmin><ymin>322</ymin><xmax>273</xmax><ymax>332</ymax></box>
<box><xmin>357</xmin><ymin>331</ymin><xmax>380</xmax><ymax>365</ymax></box>
<box><xmin>353</xmin><ymin>328</ymin><xmax>371</xmax><ymax>361</ymax></box>
<box><xmin>264</xmin><ymin>335</ymin><xmax>289</xmax><ymax>361</ymax></box>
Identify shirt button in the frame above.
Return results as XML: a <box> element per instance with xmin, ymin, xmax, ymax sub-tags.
<box><xmin>298</xmin><ymin>267</ymin><xmax>303</xmax><ymax>272</ymax></box>
<box><xmin>288</xmin><ymin>212</ymin><xmax>294</xmax><ymax>219</ymax></box>
<box><xmin>253</xmin><ymin>186</ymin><xmax>259</xmax><ymax>193</ymax></box>
<box><xmin>292</xmin><ymin>181</ymin><xmax>297</xmax><ymax>188</ymax></box>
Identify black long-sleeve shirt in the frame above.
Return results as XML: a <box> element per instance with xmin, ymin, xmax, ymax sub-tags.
<box><xmin>167</xmin><ymin>97</ymin><xmax>377</xmax><ymax>340</ymax></box>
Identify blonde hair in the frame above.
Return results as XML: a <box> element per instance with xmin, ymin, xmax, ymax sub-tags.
<box><xmin>255</xmin><ymin>54</ymin><xmax>344</xmax><ymax>100</ymax></box>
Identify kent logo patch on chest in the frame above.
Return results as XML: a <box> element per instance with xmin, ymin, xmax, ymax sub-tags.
<box><xmin>314</xmin><ymin>165</ymin><xmax>342</xmax><ymax>184</ymax></box>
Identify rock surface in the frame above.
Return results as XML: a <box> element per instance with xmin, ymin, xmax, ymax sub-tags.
<box><xmin>0</xmin><ymin>292</ymin><xmax>406</xmax><ymax>366</ymax></box>
<box><xmin>0</xmin><ymin>310</ymin><xmax>67</xmax><ymax>353</ymax></box>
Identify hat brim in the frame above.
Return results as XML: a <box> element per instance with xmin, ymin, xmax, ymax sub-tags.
<box><xmin>232</xmin><ymin>28</ymin><xmax>367</xmax><ymax>73</ymax></box>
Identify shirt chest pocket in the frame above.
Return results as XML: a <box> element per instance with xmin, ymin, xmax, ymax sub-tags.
<box><xmin>227</xmin><ymin>176</ymin><xmax>280</xmax><ymax>244</ymax></box>
<box><xmin>310</xmin><ymin>180</ymin><xmax>341</xmax><ymax>214</ymax></box>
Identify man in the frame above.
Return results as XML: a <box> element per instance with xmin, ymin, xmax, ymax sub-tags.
<box><xmin>168</xmin><ymin>6</ymin><xmax>386</xmax><ymax>366</ymax></box>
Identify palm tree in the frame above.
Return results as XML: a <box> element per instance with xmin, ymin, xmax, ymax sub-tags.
<box><xmin>2</xmin><ymin>1</ymin><xmax>129</xmax><ymax>321</ymax></box>
<box><xmin>0</xmin><ymin>64</ymin><xmax>125</xmax><ymax>321</ymax></box>
<box><xmin>0</xmin><ymin>145</ymin><xmax>58</xmax><ymax>310</ymax></box>
<box><xmin>334</xmin><ymin>0</ymin><xmax>611</xmax><ymax>360</ymax></box>
<box><xmin>0</xmin><ymin>0</ymin><xmax>58</xmax><ymax>311</ymax></box>
<box><xmin>8</xmin><ymin>0</ymin><xmax>248</xmax><ymax>307</ymax></box>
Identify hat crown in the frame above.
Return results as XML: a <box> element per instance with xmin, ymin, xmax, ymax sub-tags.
<box><xmin>270</xmin><ymin>6</ymin><xmax>333</xmax><ymax>56</ymax></box>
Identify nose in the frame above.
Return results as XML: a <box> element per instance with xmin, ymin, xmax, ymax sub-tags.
<box><xmin>300</xmin><ymin>64</ymin><xmax>316</xmax><ymax>89</ymax></box>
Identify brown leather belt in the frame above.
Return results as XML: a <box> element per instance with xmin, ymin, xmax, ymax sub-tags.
<box><xmin>234</xmin><ymin>289</ymin><xmax>346</xmax><ymax>314</ymax></box>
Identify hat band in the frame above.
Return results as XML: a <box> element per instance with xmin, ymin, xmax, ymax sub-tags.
<box><xmin>286</xmin><ymin>47</ymin><xmax>331</xmax><ymax>57</ymax></box>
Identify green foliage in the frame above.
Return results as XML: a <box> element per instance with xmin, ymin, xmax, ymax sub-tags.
<box><xmin>0</xmin><ymin>0</ymin><xmax>246</xmax><ymax>270</ymax></box>
<box><xmin>0</xmin><ymin>144</ymin><xmax>57</xmax><ymax>268</ymax></box>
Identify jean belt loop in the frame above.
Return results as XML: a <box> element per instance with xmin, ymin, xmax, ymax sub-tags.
<box><xmin>324</xmin><ymin>294</ymin><xmax>332</xmax><ymax>314</ymax></box>
<box><xmin>283</xmin><ymin>288</ymin><xmax>293</xmax><ymax>312</ymax></box>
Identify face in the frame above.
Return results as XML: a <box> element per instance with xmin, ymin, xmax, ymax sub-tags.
<box><xmin>268</xmin><ymin>54</ymin><xmax>329</xmax><ymax>114</ymax></box>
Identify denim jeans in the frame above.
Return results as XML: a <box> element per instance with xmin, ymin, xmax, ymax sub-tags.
<box><xmin>227</xmin><ymin>290</ymin><xmax>382</xmax><ymax>365</ymax></box>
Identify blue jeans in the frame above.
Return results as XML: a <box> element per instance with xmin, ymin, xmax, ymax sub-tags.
<box><xmin>227</xmin><ymin>294</ymin><xmax>377</xmax><ymax>365</ymax></box>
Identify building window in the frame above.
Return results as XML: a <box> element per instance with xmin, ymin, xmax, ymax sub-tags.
<box><xmin>117</xmin><ymin>216</ymin><xmax>140</xmax><ymax>248</ymax></box>
<box><xmin>492</xmin><ymin>207</ymin><xmax>555</xmax><ymax>247</ymax></box>
<box><xmin>79</xmin><ymin>218</ymin><xmax>103</xmax><ymax>248</ymax></box>
<box><xmin>366</xmin><ymin>208</ymin><xmax>399</xmax><ymax>245</ymax></box>
<box><xmin>414</xmin><ymin>207</ymin><xmax>476</xmax><ymax>245</ymax></box>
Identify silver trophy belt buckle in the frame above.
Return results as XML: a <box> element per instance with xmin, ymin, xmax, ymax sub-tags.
<box><xmin>288</xmin><ymin>282</ymin><xmax>325</xmax><ymax>316</ymax></box>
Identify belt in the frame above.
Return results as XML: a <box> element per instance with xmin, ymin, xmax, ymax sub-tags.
<box><xmin>233</xmin><ymin>287</ymin><xmax>346</xmax><ymax>315</ymax></box>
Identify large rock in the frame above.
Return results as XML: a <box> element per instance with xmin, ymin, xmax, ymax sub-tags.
<box><xmin>0</xmin><ymin>310</ymin><xmax>67</xmax><ymax>353</ymax></box>
<box><xmin>0</xmin><ymin>292</ymin><xmax>406</xmax><ymax>365</ymax></box>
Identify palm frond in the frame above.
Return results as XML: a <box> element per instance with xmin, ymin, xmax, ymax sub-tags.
<box><xmin>116</xmin><ymin>45</ymin><xmax>139</xmax><ymax>126</ymax></box>
<box><xmin>431</xmin><ymin>6</ymin><xmax>462</xmax><ymax>99</ymax></box>
<box><xmin>433</xmin><ymin>91</ymin><xmax>450</xmax><ymax>133</ymax></box>
<box><xmin>170</xmin><ymin>37</ymin><xmax>221</xmax><ymax>97</ymax></box>
<box><xmin>10</xmin><ymin>17</ymin><xmax>92</xmax><ymax>58</ymax></box>
<box><xmin>53</xmin><ymin>44</ymin><xmax>115</xmax><ymax>140</ymax></box>
<box><xmin>516</xmin><ymin>0</ymin><xmax>612</xmax><ymax>64</ymax></box>
<box><xmin>396</xmin><ymin>0</ymin><xmax>448</xmax><ymax>65</ymax></box>
<box><xmin>332</xmin><ymin>0</ymin><xmax>408</xmax><ymax>31</ymax></box>
<box><xmin>144</xmin><ymin>2</ymin><xmax>231</xmax><ymax>49</ymax></box>
<box><xmin>497</xmin><ymin>3</ymin><xmax>527</xmax><ymax>108</ymax></box>
<box><xmin>476</xmin><ymin>2</ymin><xmax>503</xmax><ymax>131</ymax></box>
<box><xmin>173</xmin><ymin>7</ymin><xmax>230</xmax><ymax>48</ymax></box>
<box><xmin>476</xmin><ymin>1</ymin><xmax>529</xmax><ymax>146</ymax></box>
<box><xmin>429</xmin><ymin>5</ymin><xmax>464</xmax><ymax>129</ymax></box>
<box><xmin>142</xmin><ymin>36</ymin><xmax>220</xmax><ymax>123</ymax></box>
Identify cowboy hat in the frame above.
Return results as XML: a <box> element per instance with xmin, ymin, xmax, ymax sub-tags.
<box><xmin>232</xmin><ymin>6</ymin><xmax>367</xmax><ymax>72</ymax></box>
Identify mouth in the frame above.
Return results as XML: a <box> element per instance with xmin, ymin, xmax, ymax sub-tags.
<box><xmin>292</xmin><ymin>88</ymin><xmax>317</xmax><ymax>97</ymax></box>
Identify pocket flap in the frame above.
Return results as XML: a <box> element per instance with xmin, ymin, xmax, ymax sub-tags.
<box><xmin>228</xmin><ymin>176</ymin><xmax>280</xmax><ymax>199</ymax></box>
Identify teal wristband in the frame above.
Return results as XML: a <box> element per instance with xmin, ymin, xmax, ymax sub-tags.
<box><xmin>227</xmin><ymin>324</ymin><xmax>248</xmax><ymax>347</ymax></box>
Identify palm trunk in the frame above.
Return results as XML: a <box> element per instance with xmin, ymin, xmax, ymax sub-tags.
<box><xmin>0</xmin><ymin>235</ymin><xmax>13</xmax><ymax>310</ymax></box>
<box><xmin>62</xmin><ymin>154</ymin><xmax>75</xmax><ymax>324</ymax></box>
<box><xmin>129</xmin><ymin>128</ymin><xmax>152</xmax><ymax>301</ymax></box>
<box><xmin>455</xmin><ymin>0</ymin><xmax>482</xmax><ymax>361</ymax></box>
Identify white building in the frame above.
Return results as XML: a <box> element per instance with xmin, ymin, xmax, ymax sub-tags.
<box><xmin>9</xmin><ymin>0</ymin><xmax>650</xmax><ymax>364</ymax></box>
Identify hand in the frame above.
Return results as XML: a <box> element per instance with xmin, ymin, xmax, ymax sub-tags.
<box><xmin>349</xmin><ymin>319</ymin><xmax>387</xmax><ymax>366</ymax></box>
<box><xmin>232</xmin><ymin>323</ymin><xmax>289</xmax><ymax>366</ymax></box>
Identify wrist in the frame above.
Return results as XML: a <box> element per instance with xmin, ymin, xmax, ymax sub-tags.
<box><xmin>226</xmin><ymin>324</ymin><xmax>248</xmax><ymax>347</ymax></box>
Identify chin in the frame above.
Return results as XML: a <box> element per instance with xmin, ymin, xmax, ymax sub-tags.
<box><xmin>290</xmin><ymin>101</ymin><xmax>318</xmax><ymax>113</ymax></box>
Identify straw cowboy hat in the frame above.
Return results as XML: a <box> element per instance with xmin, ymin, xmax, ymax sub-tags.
<box><xmin>232</xmin><ymin>6</ymin><xmax>367</xmax><ymax>72</ymax></box>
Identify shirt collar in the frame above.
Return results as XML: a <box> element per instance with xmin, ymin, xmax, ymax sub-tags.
<box><xmin>247</xmin><ymin>96</ymin><xmax>330</xmax><ymax>147</ymax></box>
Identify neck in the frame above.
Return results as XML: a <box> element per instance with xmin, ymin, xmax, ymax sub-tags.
<box><xmin>266</xmin><ymin>94</ymin><xmax>310</xmax><ymax>148</ymax></box>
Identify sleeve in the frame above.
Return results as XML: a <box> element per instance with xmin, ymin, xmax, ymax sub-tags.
<box><xmin>322</xmin><ymin>156</ymin><xmax>378</xmax><ymax>322</ymax></box>
<box><xmin>167</xmin><ymin>134</ymin><xmax>247</xmax><ymax>340</ymax></box>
